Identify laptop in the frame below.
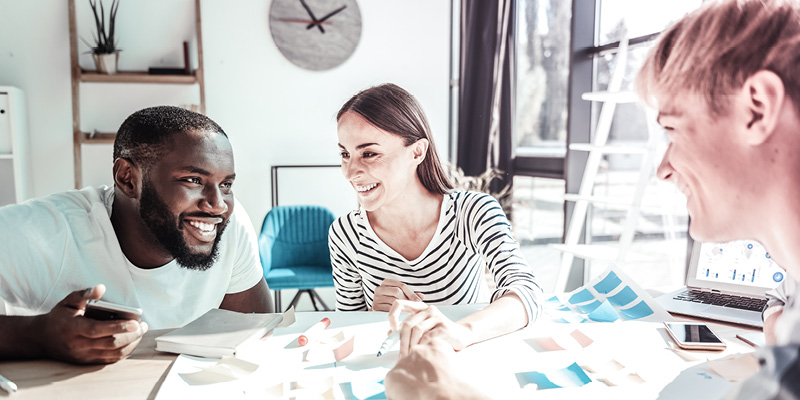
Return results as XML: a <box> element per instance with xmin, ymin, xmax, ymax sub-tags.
<box><xmin>656</xmin><ymin>238</ymin><xmax>785</xmax><ymax>328</ymax></box>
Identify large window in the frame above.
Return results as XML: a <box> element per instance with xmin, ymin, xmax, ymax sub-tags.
<box><xmin>515</xmin><ymin>0</ymin><xmax>570</xmax><ymax>158</ymax></box>
<box><xmin>510</xmin><ymin>0</ymin><xmax>702</xmax><ymax>291</ymax></box>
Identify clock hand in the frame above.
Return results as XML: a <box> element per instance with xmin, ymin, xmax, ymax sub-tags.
<box><xmin>306</xmin><ymin>5</ymin><xmax>347</xmax><ymax>30</ymax></box>
<box><xmin>277</xmin><ymin>18</ymin><xmax>332</xmax><ymax>25</ymax></box>
<box><xmin>298</xmin><ymin>0</ymin><xmax>325</xmax><ymax>33</ymax></box>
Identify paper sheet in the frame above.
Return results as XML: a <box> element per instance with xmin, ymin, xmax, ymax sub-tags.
<box><xmin>303</xmin><ymin>331</ymin><xmax>356</xmax><ymax>363</ymax></box>
<box><xmin>278</xmin><ymin>306</ymin><xmax>296</xmax><ymax>328</ymax></box>
<box><xmin>516</xmin><ymin>362</ymin><xmax>592</xmax><ymax>390</ymax></box>
<box><xmin>707</xmin><ymin>353</ymin><xmax>760</xmax><ymax>382</ymax></box>
<box><xmin>543</xmin><ymin>265</ymin><xmax>674</xmax><ymax>323</ymax></box>
<box><xmin>179</xmin><ymin>356</ymin><xmax>259</xmax><ymax>385</ymax></box>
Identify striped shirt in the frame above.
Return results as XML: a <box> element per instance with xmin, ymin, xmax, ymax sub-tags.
<box><xmin>328</xmin><ymin>191</ymin><xmax>542</xmax><ymax>323</ymax></box>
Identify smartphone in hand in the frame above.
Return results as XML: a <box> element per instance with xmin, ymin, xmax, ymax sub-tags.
<box><xmin>84</xmin><ymin>299</ymin><xmax>143</xmax><ymax>322</ymax></box>
<box><xmin>664</xmin><ymin>322</ymin><xmax>726</xmax><ymax>351</ymax></box>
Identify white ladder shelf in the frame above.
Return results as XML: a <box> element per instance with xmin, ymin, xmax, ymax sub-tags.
<box><xmin>553</xmin><ymin>36</ymin><xmax>663</xmax><ymax>292</ymax></box>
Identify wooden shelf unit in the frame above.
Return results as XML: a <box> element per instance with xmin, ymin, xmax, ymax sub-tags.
<box><xmin>67</xmin><ymin>0</ymin><xmax>206</xmax><ymax>188</ymax></box>
<box><xmin>80</xmin><ymin>70</ymin><xmax>200</xmax><ymax>84</ymax></box>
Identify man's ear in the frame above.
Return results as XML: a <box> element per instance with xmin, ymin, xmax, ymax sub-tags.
<box><xmin>112</xmin><ymin>158</ymin><xmax>141</xmax><ymax>199</ymax></box>
<box><xmin>410</xmin><ymin>139</ymin><xmax>429</xmax><ymax>166</ymax></box>
<box><xmin>741</xmin><ymin>70</ymin><xmax>785</xmax><ymax>145</ymax></box>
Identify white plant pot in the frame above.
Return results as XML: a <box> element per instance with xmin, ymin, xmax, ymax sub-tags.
<box><xmin>93</xmin><ymin>53</ymin><xmax>119</xmax><ymax>74</ymax></box>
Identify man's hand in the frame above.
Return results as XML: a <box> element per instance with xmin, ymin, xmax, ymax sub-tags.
<box><xmin>371</xmin><ymin>279</ymin><xmax>424</xmax><ymax>312</ymax></box>
<box><xmin>387</xmin><ymin>300</ymin><xmax>476</xmax><ymax>357</ymax></box>
<box><xmin>764</xmin><ymin>308</ymin><xmax>783</xmax><ymax>345</ymax></box>
<box><xmin>385</xmin><ymin>338</ymin><xmax>488</xmax><ymax>400</ymax></box>
<box><xmin>32</xmin><ymin>284</ymin><xmax>148</xmax><ymax>364</ymax></box>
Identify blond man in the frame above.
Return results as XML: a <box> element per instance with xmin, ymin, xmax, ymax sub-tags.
<box><xmin>386</xmin><ymin>0</ymin><xmax>800</xmax><ymax>398</ymax></box>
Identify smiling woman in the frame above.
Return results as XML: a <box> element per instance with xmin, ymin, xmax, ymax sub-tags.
<box><xmin>329</xmin><ymin>83</ymin><xmax>543</xmax><ymax>357</ymax></box>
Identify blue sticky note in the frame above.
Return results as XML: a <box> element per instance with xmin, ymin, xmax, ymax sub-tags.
<box><xmin>568</xmin><ymin>289</ymin><xmax>595</xmax><ymax>305</ymax></box>
<box><xmin>619</xmin><ymin>300</ymin><xmax>654</xmax><ymax>320</ymax></box>
<box><xmin>341</xmin><ymin>380</ymin><xmax>386</xmax><ymax>400</ymax></box>
<box><xmin>516</xmin><ymin>362</ymin><xmax>592</xmax><ymax>390</ymax></box>
<box><xmin>575</xmin><ymin>300</ymin><xmax>602</xmax><ymax>314</ymax></box>
<box><xmin>586</xmin><ymin>300</ymin><xmax>619</xmax><ymax>322</ymax></box>
<box><xmin>559</xmin><ymin>312</ymin><xmax>587</xmax><ymax>324</ymax></box>
<box><xmin>593</xmin><ymin>271</ymin><xmax>622</xmax><ymax>294</ymax></box>
<box><xmin>607</xmin><ymin>286</ymin><xmax>638</xmax><ymax>307</ymax></box>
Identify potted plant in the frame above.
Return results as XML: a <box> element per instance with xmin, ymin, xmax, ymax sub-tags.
<box><xmin>83</xmin><ymin>0</ymin><xmax>120</xmax><ymax>74</ymax></box>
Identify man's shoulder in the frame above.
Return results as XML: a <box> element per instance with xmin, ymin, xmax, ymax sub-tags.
<box><xmin>0</xmin><ymin>186</ymin><xmax>111</xmax><ymax>220</ymax></box>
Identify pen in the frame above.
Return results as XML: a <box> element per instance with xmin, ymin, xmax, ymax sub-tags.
<box><xmin>0</xmin><ymin>373</ymin><xmax>17</xmax><ymax>393</ymax></box>
<box><xmin>377</xmin><ymin>330</ymin><xmax>400</xmax><ymax>357</ymax></box>
<box><xmin>298</xmin><ymin>317</ymin><xmax>331</xmax><ymax>346</ymax></box>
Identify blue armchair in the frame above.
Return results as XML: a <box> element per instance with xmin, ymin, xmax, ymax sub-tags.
<box><xmin>258</xmin><ymin>205</ymin><xmax>336</xmax><ymax>312</ymax></box>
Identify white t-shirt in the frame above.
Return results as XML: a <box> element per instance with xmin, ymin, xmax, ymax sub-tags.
<box><xmin>0</xmin><ymin>186</ymin><xmax>263</xmax><ymax>329</ymax></box>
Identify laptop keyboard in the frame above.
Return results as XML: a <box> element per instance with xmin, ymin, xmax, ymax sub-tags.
<box><xmin>673</xmin><ymin>289</ymin><xmax>767</xmax><ymax>312</ymax></box>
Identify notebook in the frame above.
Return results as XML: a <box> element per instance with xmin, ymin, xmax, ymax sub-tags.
<box><xmin>656</xmin><ymin>238</ymin><xmax>785</xmax><ymax>328</ymax></box>
<box><xmin>156</xmin><ymin>308</ymin><xmax>283</xmax><ymax>358</ymax></box>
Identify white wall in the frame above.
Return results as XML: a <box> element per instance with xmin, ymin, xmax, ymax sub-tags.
<box><xmin>0</xmin><ymin>0</ymin><xmax>452</xmax><ymax>229</ymax></box>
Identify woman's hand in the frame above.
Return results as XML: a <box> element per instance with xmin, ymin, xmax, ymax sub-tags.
<box><xmin>388</xmin><ymin>300</ymin><xmax>477</xmax><ymax>357</ymax></box>
<box><xmin>371</xmin><ymin>279</ymin><xmax>424</xmax><ymax>312</ymax></box>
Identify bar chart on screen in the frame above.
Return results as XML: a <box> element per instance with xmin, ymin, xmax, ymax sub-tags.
<box><xmin>696</xmin><ymin>240</ymin><xmax>784</xmax><ymax>288</ymax></box>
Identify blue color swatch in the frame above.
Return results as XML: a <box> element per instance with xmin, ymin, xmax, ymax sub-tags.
<box><xmin>607</xmin><ymin>286</ymin><xmax>637</xmax><ymax>307</ymax></box>
<box><xmin>586</xmin><ymin>300</ymin><xmax>619</xmax><ymax>322</ymax></box>
<box><xmin>593</xmin><ymin>271</ymin><xmax>622</xmax><ymax>294</ymax></box>
<box><xmin>340</xmin><ymin>380</ymin><xmax>386</xmax><ymax>400</ymax></box>
<box><xmin>575</xmin><ymin>300</ymin><xmax>602</xmax><ymax>314</ymax></box>
<box><xmin>568</xmin><ymin>289</ymin><xmax>595</xmax><ymax>305</ymax></box>
<box><xmin>546</xmin><ymin>295</ymin><xmax>561</xmax><ymax>305</ymax></box>
<box><xmin>516</xmin><ymin>362</ymin><xmax>592</xmax><ymax>390</ymax></box>
<box><xmin>619</xmin><ymin>300</ymin><xmax>654</xmax><ymax>320</ymax></box>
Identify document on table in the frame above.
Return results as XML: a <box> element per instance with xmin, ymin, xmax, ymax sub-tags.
<box><xmin>543</xmin><ymin>265</ymin><xmax>674</xmax><ymax>323</ymax></box>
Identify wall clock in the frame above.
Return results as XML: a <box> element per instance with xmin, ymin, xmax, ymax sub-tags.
<box><xmin>269</xmin><ymin>0</ymin><xmax>362</xmax><ymax>71</ymax></box>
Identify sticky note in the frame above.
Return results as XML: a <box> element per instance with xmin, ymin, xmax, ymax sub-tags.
<box><xmin>586</xmin><ymin>300</ymin><xmax>619</xmax><ymax>322</ymax></box>
<box><xmin>575</xmin><ymin>300</ymin><xmax>602</xmax><ymax>314</ymax></box>
<box><xmin>527</xmin><ymin>337</ymin><xmax>566</xmax><ymax>352</ymax></box>
<box><xmin>593</xmin><ymin>271</ymin><xmax>622</xmax><ymax>294</ymax></box>
<box><xmin>516</xmin><ymin>362</ymin><xmax>592</xmax><ymax>390</ymax></box>
<box><xmin>619</xmin><ymin>300</ymin><xmax>654</xmax><ymax>320</ymax></box>
<box><xmin>568</xmin><ymin>289</ymin><xmax>595</xmax><ymax>305</ymax></box>
<box><xmin>608</xmin><ymin>286</ymin><xmax>637</xmax><ymax>307</ymax></box>
<box><xmin>570</xmin><ymin>329</ymin><xmax>594</xmax><ymax>348</ymax></box>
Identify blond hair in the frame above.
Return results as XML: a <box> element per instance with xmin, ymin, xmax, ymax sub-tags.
<box><xmin>636</xmin><ymin>0</ymin><xmax>800</xmax><ymax>116</ymax></box>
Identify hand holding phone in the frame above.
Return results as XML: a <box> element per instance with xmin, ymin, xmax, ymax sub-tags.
<box><xmin>84</xmin><ymin>299</ymin><xmax>143</xmax><ymax>322</ymax></box>
<box><xmin>664</xmin><ymin>322</ymin><xmax>726</xmax><ymax>351</ymax></box>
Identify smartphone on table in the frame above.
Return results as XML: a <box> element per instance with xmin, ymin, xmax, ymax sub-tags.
<box><xmin>84</xmin><ymin>299</ymin><xmax>143</xmax><ymax>322</ymax></box>
<box><xmin>664</xmin><ymin>322</ymin><xmax>726</xmax><ymax>351</ymax></box>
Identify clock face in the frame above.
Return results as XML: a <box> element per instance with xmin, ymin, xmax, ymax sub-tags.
<box><xmin>269</xmin><ymin>0</ymin><xmax>362</xmax><ymax>71</ymax></box>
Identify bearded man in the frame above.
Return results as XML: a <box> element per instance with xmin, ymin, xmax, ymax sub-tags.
<box><xmin>0</xmin><ymin>106</ymin><xmax>272</xmax><ymax>364</ymax></box>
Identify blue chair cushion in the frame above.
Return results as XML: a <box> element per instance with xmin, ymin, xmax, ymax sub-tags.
<box><xmin>264</xmin><ymin>264</ymin><xmax>335</xmax><ymax>291</ymax></box>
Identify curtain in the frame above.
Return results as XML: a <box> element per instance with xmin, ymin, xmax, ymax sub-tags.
<box><xmin>456</xmin><ymin>0</ymin><xmax>516</xmax><ymax>197</ymax></box>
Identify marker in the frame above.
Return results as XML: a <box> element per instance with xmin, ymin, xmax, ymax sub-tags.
<box><xmin>377</xmin><ymin>330</ymin><xmax>400</xmax><ymax>357</ymax></box>
<box><xmin>298</xmin><ymin>317</ymin><xmax>331</xmax><ymax>346</ymax></box>
<box><xmin>0</xmin><ymin>373</ymin><xmax>17</xmax><ymax>393</ymax></box>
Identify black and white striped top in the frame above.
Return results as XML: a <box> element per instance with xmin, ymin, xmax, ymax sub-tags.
<box><xmin>328</xmin><ymin>191</ymin><xmax>542</xmax><ymax>323</ymax></box>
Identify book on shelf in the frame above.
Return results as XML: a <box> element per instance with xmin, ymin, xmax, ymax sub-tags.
<box><xmin>155</xmin><ymin>308</ymin><xmax>283</xmax><ymax>358</ymax></box>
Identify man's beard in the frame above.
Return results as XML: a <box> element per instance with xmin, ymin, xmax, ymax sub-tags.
<box><xmin>139</xmin><ymin>180</ymin><xmax>228</xmax><ymax>271</ymax></box>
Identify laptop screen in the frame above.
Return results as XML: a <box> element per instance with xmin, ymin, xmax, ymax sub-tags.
<box><xmin>693</xmin><ymin>240</ymin><xmax>784</xmax><ymax>290</ymax></box>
